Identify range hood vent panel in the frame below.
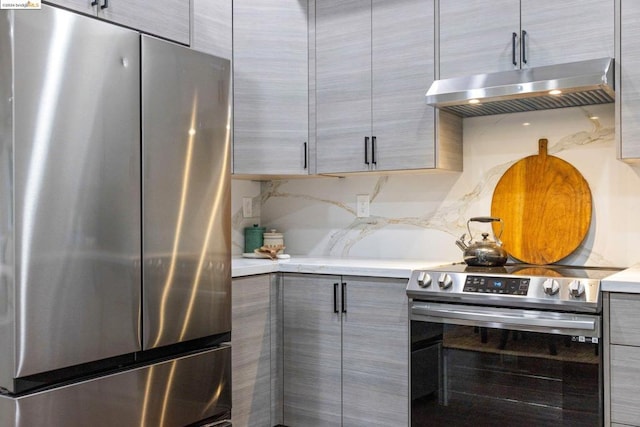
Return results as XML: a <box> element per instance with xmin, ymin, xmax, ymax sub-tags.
<box><xmin>426</xmin><ymin>57</ymin><xmax>614</xmax><ymax>118</ymax></box>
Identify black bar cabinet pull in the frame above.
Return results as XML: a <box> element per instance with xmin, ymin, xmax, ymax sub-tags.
<box><xmin>303</xmin><ymin>142</ymin><xmax>308</xmax><ymax>169</ymax></box>
<box><xmin>511</xmin><ymin>32</ymin><xmax>517</xmax><ymax>66</ymax></box>
<box><xmin>90</xmin><ymin>0</ymin><xmax>98</xmax><ymax>5</ymax></box>
<box><xmin>364</xmin><ymin>136</ymin><xmax>370</xmax><ymax>165</ymax></box>
<box><xmin>371</xmin><ymin>136</ymin><xmax>377</xmax><ymax>165</ymax></box>
<box><xmin>521</xmin><ymin>30</ymin><xmax>527</xmax><ymax>64</ymax></box>
<box><xmin>101</xmin><ymin>0</ymin><xmax>109</xmax><ymax>9</ymax></box>
<box><xmin>333</xmin><ymin>283</ymin><xmax>339</xmax><ymax>313</ymax></box>
<box><xmin>341</xmin><ymin>282</ymin><xmax>347</xmax><ymax>313</ymax></box>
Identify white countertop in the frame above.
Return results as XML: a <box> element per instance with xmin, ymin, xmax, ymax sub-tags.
<box><xmin>234</xmin><ymin>256</ymin><xmax>640</xmax><ymax>293</ymax></box>
<box><xmin>601</xmin><ymin>263</ymin><xmax>640</xmax><ymax>293</ymax></box>
<box><xmin>232</xmin><ymin>256</ymin><xmax>455</xmax><ymax>279</ymax></box>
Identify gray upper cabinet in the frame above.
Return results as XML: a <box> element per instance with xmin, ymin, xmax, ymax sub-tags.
<box><xmin>519</xmin><ymin>0</ymin><xmax>613</xmax><ymax>68</ymax></box>
<box><xmin>439</xmin><ymin>0</ymin><xmax>614</xmax><ymax>79</ymax></box>
<box><xmin>45</xmin><ymin>0</ymin><xmax>189</xmax><ymax>44</ymax></box>
<box><xmin>316</xmin><ymin>0</ymin><xmax>371</xmax><ymax>174</ymax></box>
<box><xmin>439</xmin><ymin>0</ymin><xmax>519</xmax><ymax>79</ymax></box>
<box><xmin>371</xmin><ymin>0</ymin><xmax>439</xmax><ymax>171</ymax></box>
<box><xmin>192</xmin><ymin>0</ymin><xmax>232</xmax><ymax>60</ymax></box>
<box><xmin>618</xmin><ymin>0</ymin><xmax>640</xmax><ymax>160</ymax></box>
<box><xmin>233</xmin><ymin>0</ymin><xmax>310</xmax><ymax>176</ymax></box>
<box><xmin>316</xmin><ymin>0</ymin><xmax>461</xmax><ymax>174</ymax></box>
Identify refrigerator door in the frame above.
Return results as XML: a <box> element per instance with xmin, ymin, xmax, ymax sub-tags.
<box><xmin>0</xmin><ymin>345</ymin><xmax>231</xmax><ymax>427</ymax></box>
<box><xmin>141</xmin><ymin>36</ymin><xmax>232</xmax><ymax>349</ymax></box>
<box><xmin>2</xmin><ymin>5</ymin><xmax>142</xmax><ymax>384</ymax></box>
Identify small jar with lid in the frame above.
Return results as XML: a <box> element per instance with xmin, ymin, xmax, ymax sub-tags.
<box><xmin>263</xmin><ymin>229</ymin><xmax>284</xmax><ymax>251</ymax></box>
<box><xmin>244</xmin><ymin>224</ymin><xmax>266</xmax><ymax>253</ymax></box>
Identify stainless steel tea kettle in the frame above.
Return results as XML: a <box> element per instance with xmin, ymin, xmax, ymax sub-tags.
<box><xmin>456</xmin><ymin>217</ymin><xmax>509</xmax><ymax>267</ymax></box>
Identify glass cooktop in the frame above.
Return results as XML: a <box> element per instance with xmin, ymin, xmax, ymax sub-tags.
<box><xmin>429</xmin><ymin>262</ymin><xmax>623</xmax><ymax>280</ymax></box>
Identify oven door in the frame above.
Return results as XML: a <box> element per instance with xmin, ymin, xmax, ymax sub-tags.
<box><xmin>410</xmin><ymin>301</ymin><xmax>602</xmax><ymax>427</ymax></box>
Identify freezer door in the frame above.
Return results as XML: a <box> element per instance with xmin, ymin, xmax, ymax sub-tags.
<box><xmin>141</xmin><ymin>36</ymin><xmax>232</xmax><ymax>349</ymax></box>
<box><xmin>6</xmin><ymin>5</ymin><xmax>142</xmax><ymax>383</ymax></box>
<box><xmin>0</xmin><ymin>346</ymin><xmax>231</xmax><ymax>427</ymax></box>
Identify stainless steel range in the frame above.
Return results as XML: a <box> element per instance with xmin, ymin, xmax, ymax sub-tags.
<box><xmin>407</xmin><ymin>263</ymin><xmax>622</xmax><ymax>427</ymax></box>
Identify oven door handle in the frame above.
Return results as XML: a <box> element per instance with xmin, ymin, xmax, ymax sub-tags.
<box><xmin>411</xmin><ymin>302</ymin><xmax>599</xmax><ymax>336</ymax></box>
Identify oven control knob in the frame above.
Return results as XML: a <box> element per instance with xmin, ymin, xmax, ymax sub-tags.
<box><xmin>438</xmin><ymin>273</ymin><xmax>453</xmax><ymax>290</ymax></box>
<box><xmin>417</xmin><ymin>272</ymin><xmax>432</xmax><ymax>288</ymax></box>
<box><xmin>543</xmin><ymin>278</ymin><xmax>560</xmax><ymax>295</ymax></box>
<box><xmin>569</xmin><ymin>279</ymin><xmax>585</xmax><ymax>297</ymax></box>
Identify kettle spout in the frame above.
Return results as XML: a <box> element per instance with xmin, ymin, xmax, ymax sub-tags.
<box><xmin>455</xmin><ymin>234</ymin><xmax>468</xmax><ymax>251</ymax></box>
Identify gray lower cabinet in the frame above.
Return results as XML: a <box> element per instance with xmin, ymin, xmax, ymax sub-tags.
<box><xmin>439</xmin><ymin>0</ymin><xmax>613</xmax><ymax>79</ymax></box>
<box><xmin>618</xmin><ymin>0</ymin><xmax>640</xmax><ymax>160</ymax></box>
<box><xmin>44</xmin><ymin>0</ymin><xmax>189</xmax><ymax>44</ymax></box>
<box><xmin>232</xmin><ymin>0</ymin><xmax>309</xmax><ymax>176</ymax></box>
<box><xmin>283</xmin><ymin>273</ymin><xmax>409</xmax><ymax>426</ymax></box>
<box><xmin>607</xmin><ymin>293</ymin><xmax>640</xmax><ymax>426</ymax></box>
<box><xmin>316</xmin><ymin>0</ymin><xmax>461</xmax><ymax>174</ymax></box>
<box><xmin>232</xmin><ymin>274</ymin><xmax>282</xmax><ymax>427</ymax></box>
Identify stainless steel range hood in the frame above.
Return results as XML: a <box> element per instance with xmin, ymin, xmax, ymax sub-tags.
<box><xmin>426</xmin><ymin>57</ymin><xmax>614</xmax><ymax>118</ymax></box>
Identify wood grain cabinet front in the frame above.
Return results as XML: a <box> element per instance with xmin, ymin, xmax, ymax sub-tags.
<box><xmin>45</xmin><ymin>0</ymin><xmax>189</xmax><ymax>44</ymax></box>
<box><xmin>232</xmin><ymin>274</ymin><xmax>282</xmax><ymax>427</ymax></box>
<box><xmin>315</xmin><ymin>0</ymin><xmax>461</xmax><ymax>174</ymax></box>
<box><xmin>618</xmin><ymin>0</ymin><xmax>640</xmax><ymax>160</ymax></box>
<box><xmin>282</xmin><ymin>273</ymin><xmax>409</xmax><ymax>427</ymax></box>
<box><xmin>232</xmin><ymin>0</ymin><xmax>310</xmax><ymax>176</ymax></box>
<box><xmin>439</xmin><ymin>0</ymin><xmax>613</xmax><ymax>79</ymax></box>
<box><xmin>608</xmin><ymin>293</ymin><xmax>640</xmax><ymax>426</ymax></box>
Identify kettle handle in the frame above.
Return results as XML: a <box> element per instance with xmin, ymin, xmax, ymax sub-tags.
<box><xmin>467</xmin><ymin>216</ymin><xmax>504</xmax><ymax>241</ymax></box>
<box><xmin>468</xmin><ymin>216</ymin><xmax>501</xmax><ymax>223</ymax></box>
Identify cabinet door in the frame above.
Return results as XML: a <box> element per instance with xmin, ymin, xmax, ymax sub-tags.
<box><xmin>232</xmin><ymin>275</ymin><xmax>273</xmax><ymax>427</ymax></box>
<box><xmin>439</xmin><ymin>0</ymin><xmax>520</xmax><ymax>79</ymax></box>
<box><xmin>45</xmin><ymin>0</ymin><xmax>189</xmax><ymax>44</ymax></box>
<box><xmin>620</xmin><ymin>0</ymin><xmax>640</xmax><ymax>159</ymax></box>
<box><xmin>611</xmin><ymin>345</ymin><xmax>640</xmax><ymax>425</ymax></box>
<box><xmin>342</xmin><ymin>277</ymin><xmax>409</xmax><ymax>426</ymax></box>
<box><xmin>283</xmin><ymin>274</ymin><xmax>342</xmax><ymax>426</ymax></box>
<box><xmin>44</xmin><ymin>0</ymin><xmax>95</xmax><ymax>14</ymax></box>
<box><xmin>233</xmin><ymin>0</ymin><xmax>309</xmax><ymax>175</ymax></box>
<box><xmin>316</xmin><ymin>0</ymin><xmax>372</xmax><ymax>174</ymax></box>
<box><xmin>520</xmin><ymin>0</ymin><xmax>613</xmax><ymax>69</ymax></box>
<box><xmin>609</xmin><ymin>293</ymin><xmax>640</xmax><ymax>346</ymax></box>
<box><xmin>371</xmin><ymin>0</ymin><xmax>435</xmax><ymax>171</ymax></box>
<box><xmin>100</xmin><ymin>0</ymin><xmax>190</xmax><ymax>45</ymax></box>
<box><xmin>192</xmin><ymin>0</ymin><xmax>232</xmax><ymax>60</ymax></box>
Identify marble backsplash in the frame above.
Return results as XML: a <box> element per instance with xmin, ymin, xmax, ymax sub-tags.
<box><xmin>232</xmin><ymin>104</ymin><xmax>640</xmax><ymax>267</ymax></box>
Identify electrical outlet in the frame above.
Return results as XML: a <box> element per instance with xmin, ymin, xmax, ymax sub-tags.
<box><xmin>356</xmin><ymin>194</ymin><xmax>370</xmax><ymax>218</ymax></box>
<box><xmin>242</xmin><ymin>197</ymin><xmax>253</xmax><ymax>218</ymax></box>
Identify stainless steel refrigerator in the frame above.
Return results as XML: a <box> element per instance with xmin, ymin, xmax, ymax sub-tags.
<box><xmin>0</xmin><ymin>5</ymin><xmax>232</xmax><ymax>426</ymax></box>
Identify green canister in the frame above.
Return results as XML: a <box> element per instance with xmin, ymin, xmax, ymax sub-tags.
<box><xmin>244</xmin><ymin>224</ymin><xmax>266</xmax><ymax>253</ymax></box>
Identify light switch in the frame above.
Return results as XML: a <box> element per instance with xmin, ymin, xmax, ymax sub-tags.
<box><xmin>242</xmin><ymin>197</ymin><xmax>253</xmax><ymax>218</ymax></box>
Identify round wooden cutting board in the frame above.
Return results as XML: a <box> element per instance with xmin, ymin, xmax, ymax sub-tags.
<box><xmin>490</xmin><ymin>139</ymin><xmax>592</xmax><ymax>265</ymax></box>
